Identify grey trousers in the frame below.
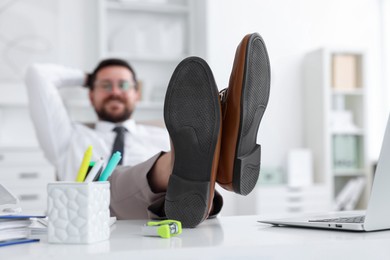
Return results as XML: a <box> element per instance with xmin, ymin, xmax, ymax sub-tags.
<box><xmin>109</xmin><ymin>152</ymin><xmax>223</xmax><ymax>220</ymax></box>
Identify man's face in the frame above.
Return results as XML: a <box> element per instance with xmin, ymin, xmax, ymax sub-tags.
<box><xmin>89</xmin><ymin>66</ymin><xmax>139</xmax><ymax>123</ymax></box>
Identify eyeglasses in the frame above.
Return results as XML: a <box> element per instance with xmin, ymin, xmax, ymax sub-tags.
<box><xmin>94</xmin><ymin>80</ymin><xmax>137</xmax><ymax>93</ymax></box>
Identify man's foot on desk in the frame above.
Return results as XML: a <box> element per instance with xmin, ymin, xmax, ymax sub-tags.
<box><xmin>217</xmin><ymin>33</ymin><xmax>271</xmax><ymax>195</ymax></box>
<box><xmin>164</xmin><ymin>57</ymin><xmax>222</xmax><ymax>228</ymax></box>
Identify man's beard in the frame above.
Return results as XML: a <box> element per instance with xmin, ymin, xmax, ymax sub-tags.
<box><xmin>95</xmin><ymin>98</ymin><xmax>133</xmax><ymax>123</ymax></box>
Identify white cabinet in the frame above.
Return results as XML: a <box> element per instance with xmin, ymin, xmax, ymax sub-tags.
<box><xmin>304</xmin><ymin>49</ymin><xmax>371</xmax><ymax>210</ymax></box>
<box><xmin>0</xmin><ymin>102</ymin><xmax>55</xmax><ymax>213</ymax></box>
<box><xmin>97</xmin><ymin>0</ymin><xmax>206</xmax><ymax>122</ymax></box>
<box><xmin>256</xmin><ymin>185</ymin><xmax>331</xmax><ymax>215</ymax></box>
<box><xmin>0</xmin><ymin>147</ymin><xmax>55</xmax><ymax>213</ymax></box>
<box><xmin>217</xmin><ymin>184</ymin><xmax>331</xmax><ymax>217</ymax></box>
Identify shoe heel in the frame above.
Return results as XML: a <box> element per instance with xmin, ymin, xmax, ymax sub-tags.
<box><xmin>233</xmin><ymin>144</ymin><xmax>261</xmax><ymax>195</ymax></box>
<box><xmin>165</xmin><ymin>174</ymin><xmax>210</xmax><ymax>228</ymax></box>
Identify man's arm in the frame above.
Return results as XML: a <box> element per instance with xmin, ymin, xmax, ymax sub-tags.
<box><xmin>25</xmin><ymin>64</ymin><xmax>86</xmax><ymax>174</ymax></box>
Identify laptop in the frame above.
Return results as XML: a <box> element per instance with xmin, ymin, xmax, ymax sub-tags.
<box><xmin>259</xmin><ymin>114</ymin><xmax>390</xmax><ymax>232</ymax></box>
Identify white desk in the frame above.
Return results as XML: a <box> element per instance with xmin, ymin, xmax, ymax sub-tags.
<box><xmin>2</xmin><ymin>215</ymin><xmax>390</xmax><ymax>259</ymax></box>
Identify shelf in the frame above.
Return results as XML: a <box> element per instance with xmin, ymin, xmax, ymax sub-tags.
<box><xmin>63</xmin><ymin>99</ymin><xmax>90</xmax><ymax>108</ymax></box>
<box><xmin>64</xmin><ymin>99</ymin><xmax>163</xmax><ymax>109</ymax></box>
<box><xmin>0</xmin><ymin>101</ymin><xmax>28</xmax><ymax>107</ymax></box>
<box><xmin>304</xmin><ymin>48</ymin><xmax>370</xmax><ymax>209</ymax></box>
<box><xmin>331</xmin><ymin>128</ymin><xmax>365</xmax><ymax>135</ymax></box>
<box><xmin>0</xmin><ymin>145</ymin><xmax>42</xmax><ymax>151</ymax></box>
<box><xmin>333</xmin><ymin>169</ymin><xmax>366</xmax><ymax>177</ymax></box>
<box><xmin>331</xmin><ymin>89</ymin><xmax>364</xmax><ymax>95</ymax></box>
<box><xmin>103</xmin><ymin>52</ymin><xmax>186</xmax><ymax>63</ymax></box>
<box><xmin>106</xmin><ymin>1</ymin><xmax>189</xmax><ymax>14</ymax></box>
<box><xmin>137</xmin><ymin>102</ymin><xmax>164</xmax><ymax>109</ymax></box>
<box><xmin>98</xmin><ymin>0</ymin><xmax>203</xmax><ymax>124</ymax></box>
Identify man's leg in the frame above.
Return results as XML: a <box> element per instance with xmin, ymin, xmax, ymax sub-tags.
<box><xmin>147</xmin><ymin>151</ymin><xmax>172</xmax><ymax>193</ymax></box>
<box><xmin>109</xmin><ymin>150</ymin><xmax>223</xmax><ymax>221</ymax></box>
<box><xmin>109</xmin><ymin>152</ymin><xmax>168</xmax><ymax>219</ymax></box>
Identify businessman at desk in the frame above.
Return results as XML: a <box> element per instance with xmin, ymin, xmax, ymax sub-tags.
<box><xmin>25</xmin><ymin>33</ymin><xmax>270</xmax><ymax>228</ymax></box>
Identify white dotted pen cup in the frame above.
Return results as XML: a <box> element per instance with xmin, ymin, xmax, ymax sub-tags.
<box><xmin>47</xmin><ymin>182</ymin><xmax>110</xmax><ymax>244</ymax></box>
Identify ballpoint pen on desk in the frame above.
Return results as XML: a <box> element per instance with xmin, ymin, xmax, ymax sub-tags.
<box><xmin>75</xmin><ymin>145</ymin><xmax>93</xmax><ymax>182</ymax></box>
<box><xmin>84</xmin><ymin>157</ymin><xmax>104</xmax><ymax>182</ymax></box>
<box><xmin>0</xmin><ymin>238</ymin><xmax>40</xmax><ymax>247</ymax></box>
<box><xmin>98</xmin><ymin>151</ymin><xmax>121</xmax><ymax>181</ymax></box>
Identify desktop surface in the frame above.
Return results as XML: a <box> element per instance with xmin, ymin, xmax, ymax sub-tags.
<box><xmin>2</xmin><ymin>215</ymin><xmax>390</xmax><ymax>259</ymax></box>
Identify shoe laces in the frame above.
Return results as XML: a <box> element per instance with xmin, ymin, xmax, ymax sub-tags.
<box><xmin>219</xmin><ymin>88</ymin><xmax>228</xmax><ymax>119</ymax></box>
<box><xmin>219</xmin><ymin>88</ymin><xmax>228</xmax><ymax>103</ymax></box>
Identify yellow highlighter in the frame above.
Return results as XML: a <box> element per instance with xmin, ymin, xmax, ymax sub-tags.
<box><xmin>75</xmin><ymin>145</ymin><xmax>93</xmax><ymax>182</ymax></box>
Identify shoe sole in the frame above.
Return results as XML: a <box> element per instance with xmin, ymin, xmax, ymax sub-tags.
<box><xmin>164</xmin><ymin>57</ymin><xmax>221</xmax><ymax>228</ymax></box>
<box><xmin>232</xmin><ymin>33</ymin><xmax>271</xmax><ymax>195</ymax></box>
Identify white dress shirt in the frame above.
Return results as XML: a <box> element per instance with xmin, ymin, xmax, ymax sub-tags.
<box><xmin>25</xmin><ymin>64</ymin><xmax>170</xmax><ymax>181</ymax></box>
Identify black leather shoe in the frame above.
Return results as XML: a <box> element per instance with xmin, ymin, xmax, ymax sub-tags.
<box><xmin>164</xmin><ymin>57</ymin><xmax>222</xmax><ymax>228</ymax></box>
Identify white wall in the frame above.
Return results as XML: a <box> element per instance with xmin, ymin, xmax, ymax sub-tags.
<box><xmin>2</xmin><ymin>0</ymin><xmax>385</xmax><ymax>169</ymax></box>
<box><xmin>205</xmin><ymin>0</ymin><xmax>384</xmax><ymax>170</ymax></box>
<box><xmin>382</xmin><ymin>0</ymin><xmax>390</xmax><ymax>117</ymax></box>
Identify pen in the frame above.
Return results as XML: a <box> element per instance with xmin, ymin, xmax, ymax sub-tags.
<box><xmin>75</xmin><ymin>145</ymin><xmax>93</xmax><ymax>182</ymax></box>
<box><xmin>92</xmin><ymin>166</ymin><xmax>103</xmax><ymax>182</ymax></box>
<box><xmin>84</xmin><ymin>160</ymin><xmax>96</xmax><ymax>180</ymax></box>
<box><xmin>84</xmin><ymin>157</ymin><xmax>104</xmax><ymax>182</ymax></box>
<box><xmin>87</xmin><ymin>161</ymin><xmax>95</xmax><ymax>174</ymax></box>
<box><xmin>99</xmin><ymin>151</ymin><xmax>122</xmax><ymax>181</ymax></box>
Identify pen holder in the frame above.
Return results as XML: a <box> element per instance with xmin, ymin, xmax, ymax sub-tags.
<box><xmin>47</xmin><ymin>181</ymin><xmax>110</xmax><ymax>244</ymax></box>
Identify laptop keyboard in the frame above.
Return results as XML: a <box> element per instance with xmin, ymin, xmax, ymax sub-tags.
<box><xmin>308</xmin><ymin>216</ymin><xmax>365</xmax><ymax>223</ymax></box>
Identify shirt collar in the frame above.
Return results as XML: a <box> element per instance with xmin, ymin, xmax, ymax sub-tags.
<box><xmin>95</xmin><ymin>119</ymin><xmax>137</xmax><ymax>134</ymax></box>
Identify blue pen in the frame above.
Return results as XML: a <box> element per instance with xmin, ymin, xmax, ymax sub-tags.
<box><xmin>99</xmin><ymin>151</ymin><xmax>122</xmax><ymax>181</ymax></box>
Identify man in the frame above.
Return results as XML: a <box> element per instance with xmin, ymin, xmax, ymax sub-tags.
<box><xmin>26</xmin><ymin>58</ymin><xmax>170</xmax><ymax>181</ymax></box>
<box><xmin>26</xmin><ymin>32</ymin><xmax>270</xmax><ymax>228</ymax></box>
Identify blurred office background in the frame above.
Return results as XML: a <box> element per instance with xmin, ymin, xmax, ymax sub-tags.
<box><xmin>0</xmin><ymin>0</ymin><xmax>389</xmax><ymax>216</ymax></box>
